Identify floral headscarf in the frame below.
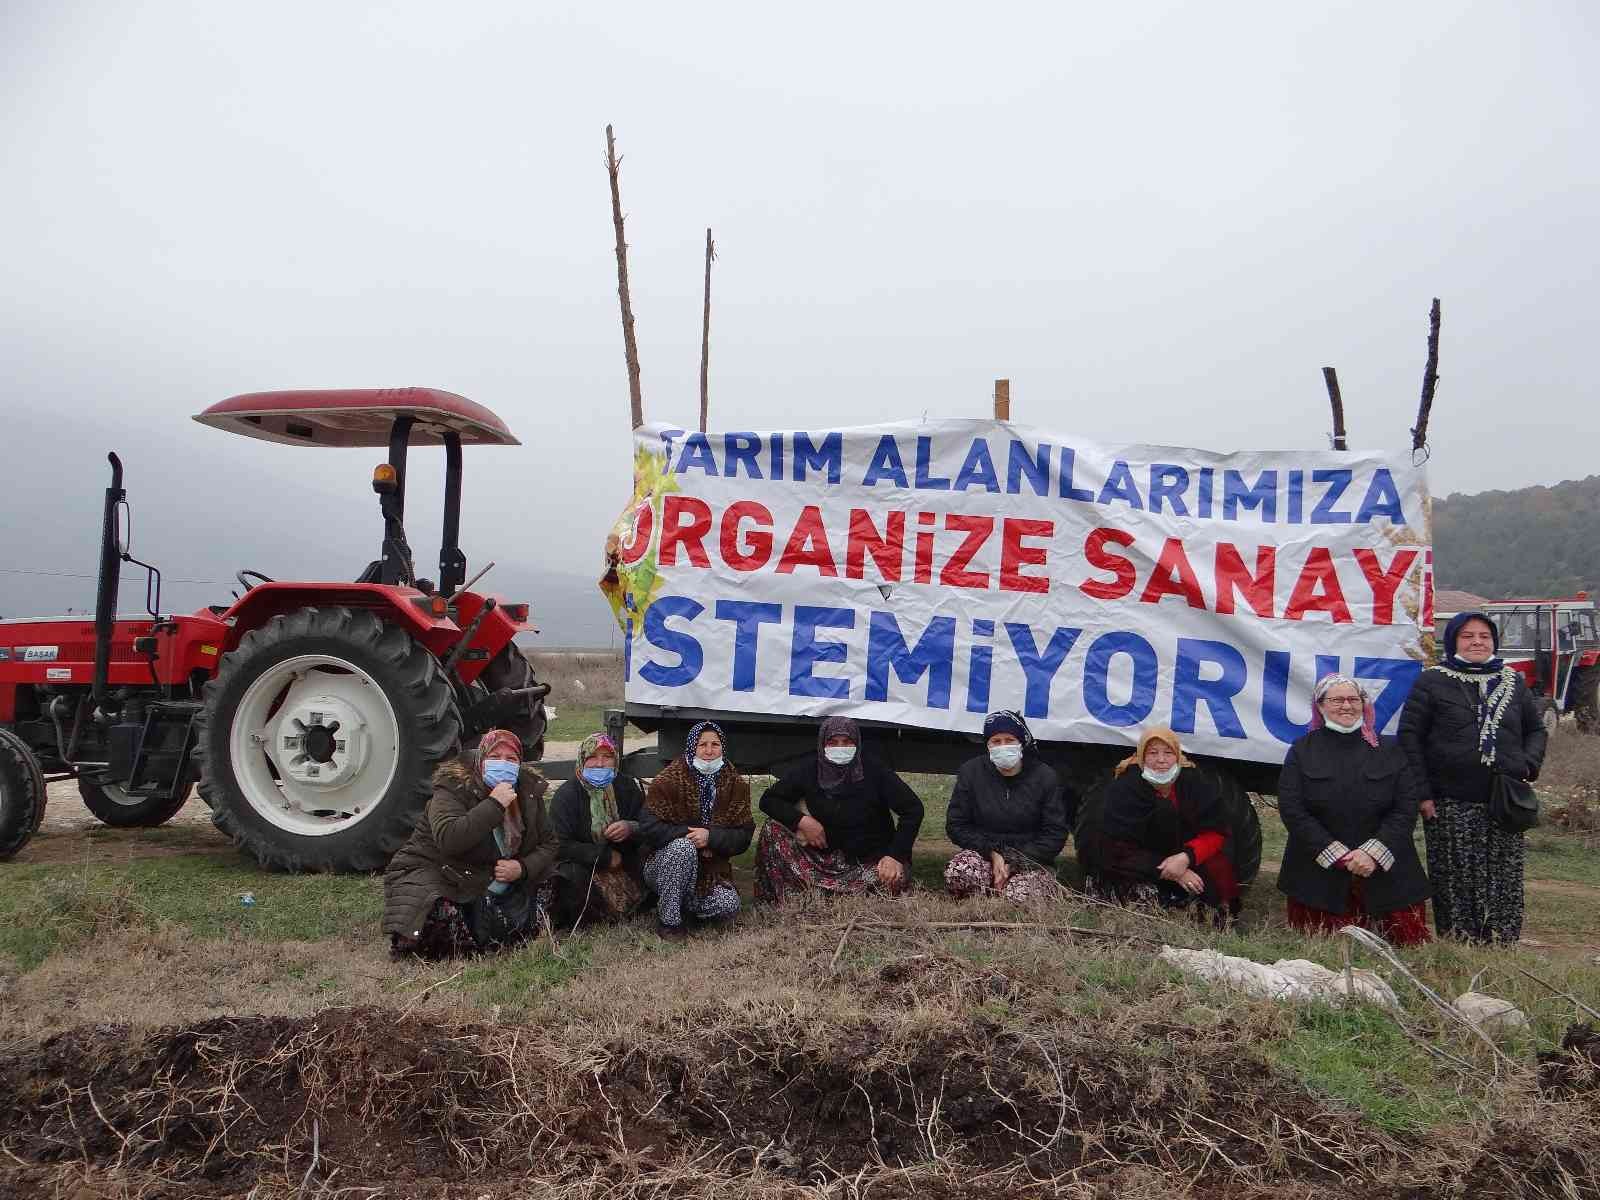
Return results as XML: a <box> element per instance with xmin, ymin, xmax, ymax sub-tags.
<box><xmin>1309</xmin><ymin>673</ymin><xmax>1379</xmax><ymax>748</ymax></box>
<box><xmin>683</xmin><ymin>719</ymin><xmax>728</xmax><ymax>825</ymax></box>
<box><xmin>477</xmin><ymin>727</ymin><xmax>524</xmax><ymax>864</ymax></box>
<box><xmin>579</xmin><ymin>731</ymin><xmax>618</xmax><ymax>837</ymax></box>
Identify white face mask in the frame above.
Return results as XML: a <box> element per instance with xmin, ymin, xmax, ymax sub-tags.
<box><xmin>823</xmin><ymin>746</ymin><xmax>857</xmax><ymax>766</ymax></box>
<box><xmin>989</xmin><ymin>745</ymin><xmax>1024</xmax><ymax>771</ymax></box>
<box><xmin>1324</xmin><ymin>716</ymin><xmax>1362</xmax><ymax>735</ymax></box>
<box><xmin>694</xmin><ymin>755</ymin><xmax>724</xmax><ymax>776</ymax></box>
<box><xmin>1141</xmin><ymin>763</ymin><xmax>1181</xmax><ymax>786</ymax></box>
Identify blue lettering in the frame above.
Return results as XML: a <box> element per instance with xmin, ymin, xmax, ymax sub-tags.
<box><xmin>1004</xmin><ymin>624</ymin><xmax>1082</xmax><ymax>718</ymax></box>
<box><xmin>1197</xmin><ymin>466</ymin><xmax>1214</xmax><ymax>519</ymax></box>
<box><xmin>1171</xmin><ymin>638</ymin><xmax>1248</xmax><ymax>738</ymax></box>
<box><xmin>966</xmin><ymin>620</ymin><xmax>994</xmax><ymax>713</ymax></box>
<box><xmin>914</xmin><ymin>436</ymin><xmax>951</xmax><ymax>490</ymax></box>
<box><xmin>1356</xmin><ymin>656</ymin><xmax>1422</xmax><ymax>733</ymax></box>
<box><xmin>861</xmin><ymin>435</ymin><xmax>909</xmax><ymax>488</ymax></box>
<box><xmin>1311</xmin><ymin>469</ymin><xmax>1353</xmax><ymax>524</ymax></box>
<box><xmin>1222</xmin><ymin>469</ymin><xmax>1278</xmax><ymax>522</ymax></box>
<box><xmin>789</xmin><ymin>605</ymin><xmax>855</xmax><ymax>698</ymax></box>
<box><xmin>1082</xmin><ymin>632</ymin><xmax>1158</xmax><ymax>727</ymax></box>
<box><xmin>1356</xmin><ymin>469</ymin><xmax>1406</xmax><ymax>524</ymax></box>
<box><xmin>1058</xmin><ymin>447</ymin><xmax>1095</xmax><ymax>502</ymax></box>
<box><xmin>794</xmin><ymin>432</ymin><xmax>842</xmax><ymax>484</ymax></box>
<box><xmin>1097</xmin><ymin>460</ymin><xmax>1144</xmax><ymax>510</ymax></box>
<box><xmin>1007</xmin><ymin>440</ymin><xmax>1051</xmax><ymax>497</ymax></box>
<box><xmin>1288</xmin><ymin>469</ymin><xmax>1304</xmax><ymax>524</ymax></box>
<box><xmin>953</xmin><ymin>438</ymin><xmax>1000</xmax><ymax>493</ymax></box>
<box><xmin>713</xmin><ymin>600</ymin><xmax>782</xmax><ymax>692</ymax></box>
<box><xmin>675</xmin><ymin>432</ymin><xmax>719</xmax><ymax>476</ymax></box>
<box><xmin>1261</xmin><ymin>651</ymin><xmax>1341</xmax><ymax>743</ymax></box>
<box><xmin>866</xmin><ymin>612</ymin><xmax>955</xmax><ymax>708</ymax></box>
<box><xmin>723</xmin><ymin>433</ymin><xmax>763</xmax><ymax>480</ymax></box>
<box><xmin>1148</xmin><ymin>464</ymin><xmax>1190</xmax><ymax>516</ymax></box>
<box><xmin>638</xmin><ymin>596</ymin><xmax>705</xmax><ymax>687</ymax></box>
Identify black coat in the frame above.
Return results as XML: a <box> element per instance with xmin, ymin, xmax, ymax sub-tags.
<box><xmin>761</xmin><ymin>757</ymin><xmax>924</xmax><ymax>864</ymax></box>
<box><xmin>548</xmin><ymin>774</ymin><xmax>647</xmax><ymax>892</ymax></box>
<box><xmin>1095</xmin><ymin>766</ymin><xmax>1225</xmax><ymax>883</ymax></box>
<box><xmin>946</xmin><ymin>756</ymin><xmax>1073</xmax><ymax>870</ymax></box>
<box><xmin>1397</xmin><ymin>667</ymin><xmax>1547</xmax><ymax>805</ymax></box>
<box><xmin>1277</xmin><ymin>728</ymin><xmax>1430</xmax><ymax>916</ymax></box>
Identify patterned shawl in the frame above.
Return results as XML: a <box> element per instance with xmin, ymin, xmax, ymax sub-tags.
<box><xmin>684</xmin><ymin>719</ymin><xmax>727</xmax><ymax>824</ymax></box>
<box><xmin>579</xmin><ymin>731</ymin><xmax>619</xmax><ymax>837</ymax></box>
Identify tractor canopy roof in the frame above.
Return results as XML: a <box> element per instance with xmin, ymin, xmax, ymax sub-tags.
<box><xmin>193</xmin><ymin>388</ymin><xmax>519</xmax><ymax>448</ymax></box>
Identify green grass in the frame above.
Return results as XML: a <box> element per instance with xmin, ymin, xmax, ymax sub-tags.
<box><xmin>543</xmin><ymin>703</ymin><xmax>648</xmax><ymax>744</ymax></box>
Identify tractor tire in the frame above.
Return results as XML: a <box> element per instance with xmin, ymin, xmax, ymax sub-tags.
<box><xmin>197</xmin><ymin>606</ymin><xmax>460</xmax><ymax>872</ymax></box>
<box><xmin>78</xmin><ymin>774</ymin><xmax>193</xmax><ymax>828</ymax></box>
<box><xmin>475</xmin><ymin>643</ymin><xmax>550</xmax><ymax>760</ymax></box>
<box><xmin>1572</xmin><ymin>666</ymin><xmax>1600</xmax><ymax>734</ymax></box>
<box><xmin>1072</xmin><ymin>762</ymin><xmax>1262</xmax><ymax>887</ymax></box>
<box><xmin>0</xmin><ymin>729</ymin><xmax>47</xmax><ymax>861</ymax></box>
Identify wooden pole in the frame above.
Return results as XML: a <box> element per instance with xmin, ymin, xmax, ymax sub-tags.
<box><xmin>993</xmin><ymin>378</ymin><xmax>1010</xmax><ymax>420</ymax></box>
<box><xmin>605</xmin><ymin>125</ymin><xmax>644</xmax><ymax>430</ymax></box>
<box><xmin>1322</xmin><ymin>367</ymin><xmax>1347</xmax><ymax>450</ymax></box>
<box><xmin>1412</xmin><ymin>298</ymin><xmax>1442</xmax><ymax>452</ymax></box>
<box><xmin>699</xmin><ymin>228</ymin><xmax>715</xmax><ymax>434</ymax></box>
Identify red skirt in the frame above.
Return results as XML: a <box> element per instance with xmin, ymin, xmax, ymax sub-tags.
<box><xmin>1285</xmin><ymin>876</ymin><xmax>1431</xmax><ymax>947</ymax></box>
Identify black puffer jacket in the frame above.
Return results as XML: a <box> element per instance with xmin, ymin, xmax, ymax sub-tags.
<box><xmin>946</xmin><ymin>756</ymin><xmax>1073</xmax><ymax>871</ymax></box>
<box><xmin>761</xmin><ymin>757</ymin><xmax>924</xmax><ymax>864</ymax></box>
<box><xmin>1397</xmin><ymin>667</ymin><xmax>1547</xmax><ymax>805</ymax></box>
<box><xmin>548</xmin><ymin>774</ymin><xmax>647</xmax><ymax>892</ymax></box>
<box><xmin>1277</xmin><ymin>728</ymin><xmax>1430</xmax><ymax>916</ymax></box>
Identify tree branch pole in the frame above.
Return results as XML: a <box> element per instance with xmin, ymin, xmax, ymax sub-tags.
<box><xmin>699</xmin><ymin>228</ymin><xmax>715</xmax><ymax>434</ymax></box>
<box><xmin>605</xmin><ymin>125</ymin><xmax>644</xmax><ymax>430</ymax></box>
<box><xmin>1322</xmin><ymin>367</ymin><xmax>1347</xmax><ymax>451</ymax></box>
<box><xmin>1412</xmin><ymin>297</ymin><xmax>1441</xmax><ymax>451</ymax></box>
<box><xmin>993</xmin><ymin>378</ymin><xmax>1010</xmax><ymax>420</ymax></box>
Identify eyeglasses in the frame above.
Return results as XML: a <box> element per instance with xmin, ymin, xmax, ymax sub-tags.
<box><xmin>1321</xmin><ymin>697</ymin><xmax>1364</xmax><ymax>708</ymax></box>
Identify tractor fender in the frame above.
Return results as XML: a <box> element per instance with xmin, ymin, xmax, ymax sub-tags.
<box><xmin>219</xmin><ymin>583</ymin><xmax>461</xmax><ymax>658</ymax></box>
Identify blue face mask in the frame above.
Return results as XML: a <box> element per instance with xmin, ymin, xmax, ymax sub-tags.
<box><xmin>582</xmin><ymin>766</ymin><xmax>616</xmax><ymax>789</ymax></box>
<box><xmin>482</xmin><ymin>759</ymin><xmax>520</xmax><ymax>788</ymax></box>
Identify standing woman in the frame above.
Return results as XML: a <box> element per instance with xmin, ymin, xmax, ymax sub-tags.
<box><xmin>639</xmin><ymin>721</ymin><xmax>754</xmax><ymax>940</ymax></box>
<box><xmin>1278</xmin><ymin>675</ymin><xmax>1431</xmax><ymax>945</ymax></box>
<box><xmin>1086</xmin><ymin>727</ymin><xmax>1240</xmax><ymax>924</ymax></box>
<box><xmin>944</xmin><ymin>711</ymin><xmax>1073</xmax><ymax>903</ymax></box>
<box><xmin>755</xmin><ymin>716</ymin><xmax>923</xmax><ymax>902</ymax></box>
<box><xmin>1399</xmin><ymin>612</ymin><xmax>1547</xmax><ymax>943</ymax></box>
<box><xmin>382</xmin><ymin>729</ymin><xmax>558</xmax><ymax>958</ymax></box>
<box><xmin>548</xmin><ymin>732</ymin><xmax>647</xmax><ymax>926</ymax></box>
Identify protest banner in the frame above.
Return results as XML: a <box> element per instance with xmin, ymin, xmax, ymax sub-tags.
<box><xmin>603</xmin><ymin>420</ymin><xmax>1430</xmax><ymax>765</ymax></box>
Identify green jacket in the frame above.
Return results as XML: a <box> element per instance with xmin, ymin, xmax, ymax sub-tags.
<box><xmin>381</xmin><ymin>752</ymin><xmax>556</xmax><ymax>938</ymax></box>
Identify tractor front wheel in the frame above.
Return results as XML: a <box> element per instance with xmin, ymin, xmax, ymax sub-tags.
<box><xmin>0</xmin><ymin>729</ymin><xmax>47</xmax><ymax>861</ymax></box>
<box><xmin>78</xmin><ymin>774</ymin><xmax>192</xmax><ymax>828</ymax></box>
<box><xmin>197</xmin><ymin>607</ymin><xmax>459</xmax><ymax>872</ymax></box>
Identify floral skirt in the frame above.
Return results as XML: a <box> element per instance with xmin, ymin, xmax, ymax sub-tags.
<box><xmin>753</xmin><ymin>819</ymin><xmax>903</xmax><ymax>904</ymax></box>
<box><xmin>944</xmin><ymin>849</ymin><xmax>1057</xmax><ymax>903</ymax></box>
<box><xmin>1424</xmin><ymin>799</ymin><xmax>1525</xmax><ymax>944</ymax></box>
<box><xmin>391</xmin><ymin>883</ymin><xmax>554</xmax><ymax>960</ymax></box>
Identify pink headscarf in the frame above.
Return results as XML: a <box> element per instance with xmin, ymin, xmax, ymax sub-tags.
<box><xmin>477</xmin><ymin>727</ymin><xmax>524</xmax><ymax>854</ymax></box>
<box><xmin>1310</xmin><ymin>673</ymin><xmax>1379</xmax><ymax>748</ymax></box>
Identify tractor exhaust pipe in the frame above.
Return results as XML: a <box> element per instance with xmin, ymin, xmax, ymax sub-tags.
<box><xmin>92</xmin><ymin>453</ymin><xmax>125</xmax><ymax>710</ymax></box>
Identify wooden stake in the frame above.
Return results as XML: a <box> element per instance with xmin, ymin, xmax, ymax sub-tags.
<box><xmin>1412</xmin><ymin>297</ymin><xmax>1442</xmax><ymax>452</ymax></box>
<box><xmin>1322</xmin><ymin>367</ymin><xmax>1348</xmax><ymax>450</ymax></box>
<box><xmin>605</xmin><ymin>125</ymin><xmax>644</xmax><ymax>430</ymax></box>
<box><xmin>993</xmin><ymin>378</ymin><xmax>1010</xmax><ymax>420</ymax></box>
<box><xmin>699</xmin><ymin>228</ymin><xmax>715</xmax><ymax>434</ymax></box>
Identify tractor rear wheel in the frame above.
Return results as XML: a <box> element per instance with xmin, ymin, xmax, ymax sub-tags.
<box><xmin>78</xmin><ymin>774</ymin><xmax>193</xmax><ymax>828</ymax></box>
<box><xmin>197</xmin><ymin>607</ymin><xmax>459</xmax><ymax>872</ymax></box>
<box><xmin>1572</xmin><ymin>666</ymin><xmax>1600</xmax><ymax>733</ymax></box>
<box><xmin>0</xmin><ymin>729</ymin><xmax>47</xmax><ymax>861</ymax></box>
<box><xmin>474</xmin><ymin>643</ymin><xmax>550</xmax><ymax>760</ymax></box>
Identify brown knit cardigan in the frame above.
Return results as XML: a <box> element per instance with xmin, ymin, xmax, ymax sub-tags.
<box><xmin>640</xmin><ymin>758</ymin><xmax>754</xmax><ymax>896</ymax></box>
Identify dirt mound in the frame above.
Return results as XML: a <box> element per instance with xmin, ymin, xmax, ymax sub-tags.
<box><xmin>1538</xmin><ymin>1022</ymin><xmax>1600</xmax><ymax>1097</ymax></box>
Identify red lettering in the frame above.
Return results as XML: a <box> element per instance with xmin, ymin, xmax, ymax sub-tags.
<box><xmin>940</xmin><ymin>514</ymin><xmax>994</xmax><ymax>589</ymax></box>
<box><xmin>1000</xmin><ymin>518</ymin><xmax>1052</xmax><ymax>594</ymax></box>
<box><xmin>658</xmin><ymin>495</ymin><xmax>711</xmax><ymax>567</ymax></box>
<box><xmin>619</xmin><ymin>501</ymin><xmax>653</xmax><ymax>566</ymax></box>
<box><xmin>1139</xmin><ymin>537</ymin><xmax>1205</xmax><ymax>608</ymax></box>
<box><xmin>1283</xmin><ymin>547</ymin><xmax>1352</xmax><ymax>623</ymax></box>
<box><xmin>776</xmin><ymin>505</ymin><xmax>839</xmax><ymax>576</ymax></box>
<box><xmin>1080</xmin><ymin>527</ymin><xmax>1136</xmax><ymax>600</ymax></box>
<box><xmin>1215</xmin><ymin>543</ymin><xmax>1276</xmax><ymax>618</ymax></box>
<box><xmin>845</xmin><ymin>509</ymin><xmax>904</xmax><ymax>581</ymax></box>
<box><xmin>719</xmin><ymin>501</ymin><xmax>773</xmax><ymax>572</ymax></box>
<box><xmin>1354</xmin><ymin>548</ymin><xmax>1419</xmax><ymax>625</ymax></box>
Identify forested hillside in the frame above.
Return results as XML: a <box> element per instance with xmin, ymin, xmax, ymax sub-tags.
<box><xmin>1433</xmin><ymin>474</ymin><xmax>1600</xmax><ymax>599</ymax></box>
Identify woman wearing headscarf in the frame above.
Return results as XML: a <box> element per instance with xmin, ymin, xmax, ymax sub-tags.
<box><xmin>548</xmin><ymin>732</ymin><xmax>647</xmax><ymax>926</ymax></box>
<box><xmin>1279</xmin><ymin>674</ymin><xmax>1431</xmax><ymax>945</ymax></box>
<box><xmin>382</xmin><ymin>729</ymin><xmax>558</xmax><ymax>958</ymax></box>
<box><xmin>1399</xmin><ymin>612</ymin><xmax>1547</xmax><ymax>943</ymax></box>
<box><xmin>1085</xmin><ymin>727</ymin><xmax>1239</xmax><ymax>924</ymax></box>
<box><xmin>755</xmin><ymin>716</ymin><xmax>924</xmax><ymax>903</ymax></box>
<box><xmin>944</xmin><ymin>711</ymin><xmax>1072</xmax><ymax>903</ymax></box>
<box><xmin>638</xmin><ymin>721</ymin><xmax>754</xmax><ymax>940</ymax></box>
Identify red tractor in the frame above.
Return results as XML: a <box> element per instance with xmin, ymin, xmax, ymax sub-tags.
<box><xmin>1479</xmin><ymin>595</ymin><xmax>1600</xmax><ymax>732</ymax></box>
<box><xmin>0</xmin><ymin>388</ymin><xmax>550</xmax><ymax>868</ymax></box>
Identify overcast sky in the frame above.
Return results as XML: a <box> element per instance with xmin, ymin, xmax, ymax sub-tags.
<box><xmin>2</xmin><ymin>2</ymin><xmax>1594</xmax><ymax>628</ymax></box>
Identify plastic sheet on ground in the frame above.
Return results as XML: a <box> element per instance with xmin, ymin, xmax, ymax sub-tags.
<box><xmin>1160</xmin><ymin>945</ymin><xmax>1399</xmax><ymax>1008</ymax></box>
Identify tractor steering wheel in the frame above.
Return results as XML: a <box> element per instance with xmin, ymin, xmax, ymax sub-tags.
<box><xmin>236</xmin><ymin>570</ymin><xmax>275</xmax><ymax>593</ymax></box>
